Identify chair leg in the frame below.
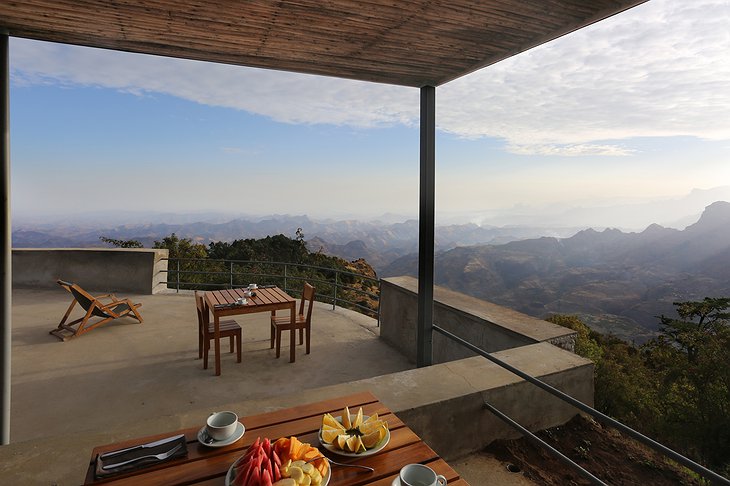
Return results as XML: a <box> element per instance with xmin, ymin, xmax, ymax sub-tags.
<box><xmin>203</xmin><ymin>340</ymin><xmax>209</xmax><ymax>370</ymax></box>
<box><xmin>270</xmin><ymin>323</ymin><xmax>275</xmax><ymax>349</ymax></box>
<box><xmin>275</xmin><ymin>327</ymin><xmax>282</xmax><ymax>358</ymax></box>
<box><xmin>306</xmin><ymin>325</ymin><xmax>311</xmax><ymax>355</ymax></box>
<box><xmin>229</xmin><ymin>335</ymin><xmax>234</xmax><ymax>353</ymax></box>
<box><xmin>299</xmin><ymin>327</ymin><xmax>304</xmax><ymax>345</ymax></box>
<box><xmin>198</xmin><ymin>333</ymin><xmax>203</xmax><ymax>360</ymax></box>
<box><xmin>236</xmin><ymin>332</ymin><xmax>242</xmax><ymax>363</ymax></box>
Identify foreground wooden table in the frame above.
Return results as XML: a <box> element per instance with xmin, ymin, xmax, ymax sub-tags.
<box><xmin>205</xmin><ymin>287</ymin><xmax>296</xmax><ymax>375</ymax></box>
<box><xmin>84</xmin><ymin>391</ymin><xmax>470</xmax><ymax>485</ymax></box>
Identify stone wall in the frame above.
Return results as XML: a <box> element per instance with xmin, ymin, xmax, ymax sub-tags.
<box><xmin>380</xmin><ymin>276</ymin><xmax>576</xmax><ymax>364</ymax></box>
<box><xmin>12</xmin><ymin>248</ymin><xmax>169</xmax><ymax>294</ymax></box>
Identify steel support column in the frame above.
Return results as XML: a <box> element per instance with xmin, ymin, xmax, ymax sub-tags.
<box><xmin>1</xmin><ymin>33</ymin><xmax>11</xmax><ymax>445</ymax></box>
<box><xmin>417</xmin><ymin>85</ymin><xmax>435</xmax><ymax>367</ymax></box>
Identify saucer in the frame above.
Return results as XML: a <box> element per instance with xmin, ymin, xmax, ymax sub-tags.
<box><xmin>391</xmin><ymin>478</ymin><xmax>401</xmax><ymax>486</ymax></box>
<box><xmin>197</xmin><ymin>422</ymin><xmax>245</xmax><ymax>447</ymax></box>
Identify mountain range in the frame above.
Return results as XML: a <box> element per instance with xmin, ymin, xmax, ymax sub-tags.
<box><xmin>382</xmin><ymin>201</ymin><xmax>730</xmax><ymax>342</ymax></box>
<box><xmin>12</xmin><ymin>213</ymin><xmax>582</xmax><ymax>271</ymax></box>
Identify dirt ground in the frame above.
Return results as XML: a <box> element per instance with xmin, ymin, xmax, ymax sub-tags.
<box><xmin>486</xmin><ymin>415</ymin><xmax>704</xmax><ymax>485</ymax></box>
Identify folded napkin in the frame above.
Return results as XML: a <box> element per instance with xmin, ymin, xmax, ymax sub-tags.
<box><xmin>94</xmin><ymin>434</ymin><xmax>187</xmax><ymax>478</ymax></box>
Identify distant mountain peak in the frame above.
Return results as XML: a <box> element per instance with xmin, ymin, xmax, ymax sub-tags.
<box><xmin>685</xmin><ymin>201</ymin><xmax>730</xmax><ymax>232</ymax></box>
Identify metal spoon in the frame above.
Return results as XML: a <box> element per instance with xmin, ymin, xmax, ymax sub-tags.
<box><xmin>305</xmin><ymin>456</ymin><xmax>374</xmax><ymax>472</ymax></box>
<box><xmin>200</xmin><ymin>430</ymin><xmax>215</xmax><ymax>444</ymax></box>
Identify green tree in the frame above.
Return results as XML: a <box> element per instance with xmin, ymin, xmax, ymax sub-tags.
<box><xmin>548</xmin><ymin>314</ymin><xmax>659</xmax><ymax>430</ymax></box>
<box><xmin>99</xmin><ymin>236</ymin><xmax>143</xmax><ymax>248</ymax></box>
<box><xmin>546</xmin><ymin>314</ymin><xmax>603</xmax><ymax>363</ymax></box>
<box><xmin>646</xmin><ymin>298</ymin><xmax>730</xmax><ymax>470</ymax></box>
<box><xmin>656</xmin><ymin>297</ymin><xmax>730</xmax><ymax>362</ymax></box>
<box><xmin>153</xmin><ymin>233</ymin><xmax>212</xmax><ymax>289</ymax></box>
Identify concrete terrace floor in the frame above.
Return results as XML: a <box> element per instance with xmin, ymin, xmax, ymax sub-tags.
<box><xmin>4</xmin><ymin>287</ymin><xmax>535</xmax><ymax>485</ymax></box>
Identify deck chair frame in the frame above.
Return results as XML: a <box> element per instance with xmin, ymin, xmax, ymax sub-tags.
<box><xmin>50</xmin><ymin>280</ymin><xmax>143</xmax><ymax>341</ymax></box>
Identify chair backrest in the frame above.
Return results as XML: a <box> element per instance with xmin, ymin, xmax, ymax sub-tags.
<box><xmin>299</xmin><ymin>282</ymin><xmax>315</xmax><ymax>323</ymax></box>
<box><xmin>194</xmin><ymin>291</ymin><xmax>208</xmax><ymax>335</ymax></box>
<box><xmin>58</xmin><ymin>280</ymin><xmax>110</xmax><ymax>318</ymax></box>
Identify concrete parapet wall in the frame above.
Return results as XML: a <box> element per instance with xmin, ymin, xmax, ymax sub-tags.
<box><xmin>380</xmin><ymin>276</ymin><xmax>576</xmax><ymax>363</ymax></box>
<box><xmin>222</xmin><ymin>342</ymin><xmax>594</xmax><ymax>461</ymax></box>
<box><xmin>12</xmin><ymin>248</ymin><xmax>169</xmax><ymax>294</ymax></box>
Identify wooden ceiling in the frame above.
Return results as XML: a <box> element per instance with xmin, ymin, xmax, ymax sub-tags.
<box><xmin>0</xmin><ymin>0</ymin><xmax>647</xmax><ymax>87</ymax></box>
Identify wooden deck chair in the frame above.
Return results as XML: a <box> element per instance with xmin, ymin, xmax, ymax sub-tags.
<box><xmin>50</xmin><ymin>280</ymin><xmax>143</xmax><ymax>341</ymax></box>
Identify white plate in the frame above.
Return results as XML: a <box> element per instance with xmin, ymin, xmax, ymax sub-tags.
<box><xmin>318</xmin><ymin>415</ymin><xmax>390</xmax><ymax>458</ymax></box>
<box><xmin>197</xmin><ymin>422</ymin><xmax>245</xmax><ymax>448</ymax></box>
<box><xmin>225</xmin><ymin>457</ymin><xmax>331</xmax><ymax>486</ymax></box>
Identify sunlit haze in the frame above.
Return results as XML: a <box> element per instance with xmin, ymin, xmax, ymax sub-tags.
<box><xmin>9</xmin><ymin>0</ymin><xmax>730</xmax><ymax>230</ymax></box>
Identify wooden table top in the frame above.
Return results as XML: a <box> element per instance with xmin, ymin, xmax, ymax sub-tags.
<box><xmin>84</xmin><ymin>391</ymin><xmax>470</xmax><ymax>485</ymax></box>
<box><xmin>205</xmin><ymin>287</ymin><xmax>296</xmax><ymax>316</ymax></box>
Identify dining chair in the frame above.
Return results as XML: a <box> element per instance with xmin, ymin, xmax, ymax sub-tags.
<box><xmin>270</xmin><ymin>282</ymin><xmax>315</xmax><ymax>362</ymax></box>
<box><xmin>194</xmin><ymin>291</ymin><xmax>242</xmax><ymax>368</ymax></box>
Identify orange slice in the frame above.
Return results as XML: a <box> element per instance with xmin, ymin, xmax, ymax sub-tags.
<box><xmin>342</xmin><ymin>406</ymin><xmax>352</xmax><ymax>429</ymax></box>
<box><xmin>320</xmin><ymin>425</ymin><xmax>341</xmax><ymax>444</ymax></box>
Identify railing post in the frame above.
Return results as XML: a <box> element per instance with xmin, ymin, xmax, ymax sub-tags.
<box><xmin>332</xmin><ymin>271</ymin><xmax>338</xmax><ymax>310</ymax></box>
<box><xmin>176</xmin><ymin>259</ymin><xmax>180</xmax><ymax>293</ymax></box>
<box><xmin>284</xmin><ymin>264</ymin><xmax>288</xmax><ymax>293</ymax></box>
<box><xmin>229</xmin><ymin>261</ymin><xmax>234</xmax><ymax>289</ymax></box>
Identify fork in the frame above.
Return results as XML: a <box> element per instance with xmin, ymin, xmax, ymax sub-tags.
<box><xmin>305</xmin><ymin>455</ymin><xmax>374</xmax><ymax>472</ymax></box>
<box><xmin>102</xmin><ymin>443</ymin><xmax>183</xmax><ymax>470</ymax></box>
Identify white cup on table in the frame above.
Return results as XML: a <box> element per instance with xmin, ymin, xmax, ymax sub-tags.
<box><xmin>206</xmin><ymin>411</ymin><xmax>238</xmax><ymax>441</ymax></box>
<box><xmin>399</xmin><ymin>464</ymin><xmax>447</xmax><ymax>486</ymax></box>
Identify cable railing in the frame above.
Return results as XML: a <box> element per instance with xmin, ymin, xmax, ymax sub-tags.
<box><xmin>432</xmin><ymin>324</ymin><xmax>730</xmax><ymax>486</ymax></box>
<box><xmin>161</xmin><ymin>258</ymin><xmax>380</xmax><ymax>321</ymax></box>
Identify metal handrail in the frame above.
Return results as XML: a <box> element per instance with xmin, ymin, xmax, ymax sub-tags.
<box><xmin>432</xmin><ymin>324</ymin><xmax>730</xmax><ymax>486</ymax></box>
<box><xmin>161</xmin><ymin>257</ymin><xmax>380</xmax><ymax>321</ymax></box>
<box><xmin>483</xmin><ymin>401</ymin><xmax>606</xmax><ymax>485</ymax></box>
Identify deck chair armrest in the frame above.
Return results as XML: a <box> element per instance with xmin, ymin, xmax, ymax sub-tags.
<box><xmin>99</xmin><ymin>298</ymin><xmax>139</xmax><ymax>311</ymax></box>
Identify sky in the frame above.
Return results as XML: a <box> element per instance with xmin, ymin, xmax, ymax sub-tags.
<box><xmin>8</xmin><ymin>0</ymin><xmax>730</xmax><ymax>228</ymax></box>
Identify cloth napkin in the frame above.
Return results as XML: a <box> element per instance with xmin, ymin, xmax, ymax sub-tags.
<box><xmin>94</xmin><ymin>434</ymin><xmax>188</xmax><ymax>478</ymax></box>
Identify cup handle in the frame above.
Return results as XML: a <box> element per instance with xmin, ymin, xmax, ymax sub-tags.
<box><xmin>437</xmin><ymin>475</ymin><xmax>447</xmax><ymax>485</ymax></box>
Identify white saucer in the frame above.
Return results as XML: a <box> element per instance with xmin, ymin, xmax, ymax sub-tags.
<box><xmin>197</xmin><ymin>422</ymin><xmax>245</xmax><ymax>447</ymax></box>
<box><xmin>392</xmin><ymin>476</ymin><xmax>446</xmax><ymax>485</ymax></box>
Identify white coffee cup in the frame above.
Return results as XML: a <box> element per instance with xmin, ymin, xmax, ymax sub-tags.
<box><xmin>206</xmin><ymin>411</ymin><xmax>238</xmax><ymax>441</ymax></box>
<box><xmin>399</xmin><ymin>464</ymin><xmax>447</xmax><ymax>486</ymax></box>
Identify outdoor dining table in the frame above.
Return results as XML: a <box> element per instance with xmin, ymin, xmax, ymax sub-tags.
<box><xmin>84</xmin><ymin>391</ymin><xmax>471</xmax><ymax>485</ymax></box>
<box><xmin>205</xmin><ymin>287</ymin><xmax>297</xmax><ymax>375</ymax></box>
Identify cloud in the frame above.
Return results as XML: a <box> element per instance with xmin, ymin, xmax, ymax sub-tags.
<box><xmin>438</xmin><ymin>0</ymin><xmax>730</xmax><ymax>153</ymax></box>
<box><xmin>9</xmin><ymin>0</ymin><xmax>730</xmax><ymax>155</ymax></box>
<box><xmin>10</xmin><ymin>38</ymin><xmax>418</xmax><ymax>129</ymax></box>
<box><xmin>507</xmin><ymin>144</ymin><xmax>635</xmax><ymax>157</ymax></box>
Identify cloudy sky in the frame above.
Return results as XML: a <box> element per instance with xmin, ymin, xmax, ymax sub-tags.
<box><xmin>9</xmin><ymin>0</ymin><xmax>730</xmax><ymax>227</ymax></box>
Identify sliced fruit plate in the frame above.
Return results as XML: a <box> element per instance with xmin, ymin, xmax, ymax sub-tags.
<box><xmin>318</xmin><ymin>406</ymin><xmax>390</xmax><ymax>458</ymax></box>
<box><xmin>226</xmin><ymin>436</ymin><xmax>330</xmax><ymax>486</ymax></box>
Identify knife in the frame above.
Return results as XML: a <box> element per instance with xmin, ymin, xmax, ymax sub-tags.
<box><xmin>99</xmin><ymin>434</ymin><xmax>184</xmax><ymax>459</ymax></box>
